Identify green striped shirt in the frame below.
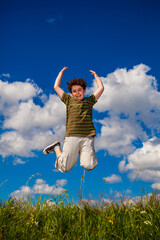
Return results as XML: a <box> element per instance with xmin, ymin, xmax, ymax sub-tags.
<box><xmin>61</xmin><ymin>92</ymin><xmax>97</xmax><ymax>137</ymax></box>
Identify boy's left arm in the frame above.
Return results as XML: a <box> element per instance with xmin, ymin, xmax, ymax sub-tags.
<box><xmin>89</xmin><ymin>70</ymin><xmax>104</xmax><ymax>101</ymax></box>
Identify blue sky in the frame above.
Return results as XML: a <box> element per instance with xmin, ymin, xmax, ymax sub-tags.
<box><xmin>0</xmin><ymin>0</ymin><xmax>160</xmax><ymax>203</ymax></box>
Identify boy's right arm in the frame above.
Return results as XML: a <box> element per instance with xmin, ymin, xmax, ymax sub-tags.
<box><xmin>54</xmin><ymin>67</ymin><xmax>68</xmax><ymax>99</ymax></box>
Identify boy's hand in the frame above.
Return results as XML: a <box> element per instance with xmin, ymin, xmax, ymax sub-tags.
<box><xmin>89</xmin><ymin>70</ymin><xmax>98</xmax><ymax>77</ymax></box>
<box><xmin>61</xmin><ymin>66</ymin><xmax>68</xmax><ymax>73</ymax></box>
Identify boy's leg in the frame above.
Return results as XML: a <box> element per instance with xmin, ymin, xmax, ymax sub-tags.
<box><xmin>55</xmin><ymin>137</ymin><xmax>80</xmax><ymax>173</ymax></box>
<box><xmin>79</xmin><ymin>137</ymin><xmax>98</xmax><ymax>171</ymax></box>
<box><xmin>54</xmin><ymin>147</ymin><xmax>62</xmax><ymax>158</ymax></box>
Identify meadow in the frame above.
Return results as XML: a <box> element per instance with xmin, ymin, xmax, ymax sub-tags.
<box><xmin>0</xmin><ymin>188</ymin><xmax>160</xmax><ymax>240</ymax></box>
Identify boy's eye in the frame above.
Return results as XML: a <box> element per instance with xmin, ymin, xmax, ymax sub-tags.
<box><xmin>73</xmin><ymin>89</ymin><xmax>82</xmax><ymax>93</ymax></box>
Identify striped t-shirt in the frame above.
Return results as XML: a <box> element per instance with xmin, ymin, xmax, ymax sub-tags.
<box><xmin>61</xmin><ymin>92</ymin><xmax>97</xmax><ymax>137</ymax></box>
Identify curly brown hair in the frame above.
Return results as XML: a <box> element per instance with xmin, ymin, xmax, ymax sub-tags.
<box><xmin>67</xmin><ymin>78</ymin><xmax>87</xmax><ymax>93</ymax></box>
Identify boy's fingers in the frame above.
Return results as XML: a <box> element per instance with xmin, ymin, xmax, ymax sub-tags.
<box><xmin>89</xmin><ymin>70</ymin><xmax>96</xmax><ymax>75</ymax></box>
<box><xmin>62</xmin><ymin>67</ymin><xmax>68</xmax><ymax>71</ymax></box>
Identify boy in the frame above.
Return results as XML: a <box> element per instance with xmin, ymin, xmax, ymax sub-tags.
<box><xmin>43</xmin><ymin>67</ymin><xmax>104</xmax><ymax>173</ymax></box>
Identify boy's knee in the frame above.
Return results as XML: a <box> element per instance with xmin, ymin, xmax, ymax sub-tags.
<box><xmin>55</xmin><ymin>155</ymin><xmax>68</xmax><ymax>173</ymax></box>
<box><xmin>55</xmin><ymin>155</ymin><xmax>74</xmax><ymax>173</ymax></box>
<box><xmin>60</xmin><ymin>164</ymin><xmax>72</xmax><ymax>173</ymax></box>
<box><xmin>60</xmin><ymin>168</ymin><xmax>69</xmax><ymax>173</ymax></box>
<box><xmin>80</xmin><ymin>151</ymin><xmax>98</xmax><ymax>170</ymax></box>
<box><xmin>80</xmin><ymin>160</ymin><xmax>98</xmax><ymax>171</ymax></box>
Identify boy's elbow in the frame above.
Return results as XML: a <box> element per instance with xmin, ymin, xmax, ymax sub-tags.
<box><xmin>101</xmin><ymin>86</ymin><xmax>104</xmax><ymax>93</ymax></box>
<box><xmin>99</xmin><ymin>86</ymin><xmax>104</xmax><ymax>97</ymax></box>
<box><xmin>54</xmin><ymin>86</ymin><xmax>59</xmax><ymax>94</ymax></box>
<box><xmin>54</xmin><ymin>86</ymin><xmax>58</xmax><ymax>91</ymax></box>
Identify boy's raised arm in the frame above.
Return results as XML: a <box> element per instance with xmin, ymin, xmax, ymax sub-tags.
<box><xmin>54</xmin><ymin>67</ymin><xmax>68</xmax><ymax>98</ymax></box>
<box><xmin>89</xmin><ymin>70</ymin><xmax>104</xmax><ymax>101</ymax></box>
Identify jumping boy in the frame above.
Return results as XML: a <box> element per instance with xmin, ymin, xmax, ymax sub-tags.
<box><xmin>43</xmin><ymin>67</ymin><xmax>104</xmax><ymax>172</ymax></box>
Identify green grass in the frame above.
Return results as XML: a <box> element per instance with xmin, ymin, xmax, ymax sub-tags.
<box><xmin>0</xmin><ymin>191</ymin><xmax>160</xmax><ymax>240</ymax></box>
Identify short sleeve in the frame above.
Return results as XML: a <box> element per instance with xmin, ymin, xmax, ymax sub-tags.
<box><xmin>87</xmin><ymin>94</ymin><xmax>97</xmax><ymax>106</ymax></box>
<box><xmin>61</xmin><ymin>92</ymin><xmax>71</xmax><ymax>105</ymax></box>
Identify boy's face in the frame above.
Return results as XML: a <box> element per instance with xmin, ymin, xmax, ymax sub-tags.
<box><xmin>71</xmin><ymin>85</ymin><xmax>86</xmax><ymax>100</ymax></box>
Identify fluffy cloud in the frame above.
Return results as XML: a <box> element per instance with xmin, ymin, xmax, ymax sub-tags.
<box><xmin>103</xmin><ymin>174</ymin><xmax>122</xmax><ymax>183</ymax></box>
<box><xmin>0</xmin><ymin>79</ymin><xmax>41</xmax><ymax>105</ymax></box>
<box><xmin>119</xmin><ymin>137</ymin><xmax>160</xmax><ymax>187</ymax></box>
<box><xmin>92</xmin><ymin>64</ymin><xmax>159</xmax><ymax>113</ymax></box>
<box><xmin>10</xmin><ymin>178</ymin><xmax>68</xmax><ymax>199</ymax></box>
<box><xmin>0</xmin><ymin>78</ymin><xmax>66</xmax><ymax>158</ymax></box>
<box><xmin>56</xmin><ymin>179</ymin><xmax>68</xmax><ymax>187</ymax></box>
<box><xmin>95</xmin><ymin>116</ymin><xmax>147</xmax><ymax>156</ymax></box>
<box><xmin>89</xmin><ymin>64</ymin><xmax>160</xmax><ymax>186</ymax></box>
<box><xmin>120</xmin><ymin>137</ymin><xmax>160</xmax><ymax>172</ymax></box>
<box><xmin>3</xmin><ymin>95</ymin><xmax>65</xmax><ymax>131</ymax></box>
<box><xmin>92</xmin><ymin>64</ymin><xmax>160</xmax><ymax>156</ymax></box>
<box><xmin>10</xmin><ymin>186</ymin><xmax>34</xmax><ymax>199</ymax></box>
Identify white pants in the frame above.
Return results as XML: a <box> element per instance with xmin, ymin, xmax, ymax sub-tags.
<box><xmin>55</xmin><ymin>137</ymin><xmax>98</xmax><ymax>173</ymax></box>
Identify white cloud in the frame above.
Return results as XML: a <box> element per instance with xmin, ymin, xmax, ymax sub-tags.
<box><xmin>91</xmin><ymin>64</ymin><xmax>160</xmax><ymax>156</ymax></box>
<box><xmin>120</xmin><ymin>137</ymin><xmax>160</xmax><ymax>171</ymax></box>
<box><xmin>0</xmin><ymin>78</ymin><xmax>66</xmax><ymax>158</ymax></box>
<box><xmin>3</xmin><ymin>95</ymin><xmax>65</xmax><ymax>132</ymax></box>
<box><xmin>103</xmin><ymin>174</ymin><xmax>122</xmax><ymax>183</ymax></box>
<box><xmin>0</xmin><ymin>79</ymin><xmax>41</xmax><ymax>104</ymax></box>
<box><xmin>151</xmin><ymin>183</ymin><xmax>160</xmax><ymax>190</ymax></box>
<box><xmin>92</xmin><ymin>64</ymin><xmax>159</xmax><ymax>113</ymax></box>
<box><xmin>10</xmin><ymin>178</ymin><xmax>68</xmax><ymax>199</ymax></box>
<box><xmin>119</xmin><ymin>137</ymin><xmax>160</xmax><ymax>186</ymax></box>
<box><xmin>13</xmin><ymin>158</ymin><xmax>26</xmax><ymax>165</ymax></box>
<box><xmin>91</xmin><ymin>63</ymin><xmax>160</xmax><ymax>189</ymax></box>
<box><xmin>56</xmin><ymin>179</ymin><xmax>68</xmax><ymax>187</ymax></box>
<box><xmin>10</xmin><ymin>186</ymin><xmax>34</xmax><ymax>199</ymax></box>
<box><xmin>0</xmin><ymin>129</ymin><xmax>62</xmax><ymax>157</ymax></box>
<box><xmin>95</xmin><ymin>116</ymin><xmax>147</xmax><ymax>156</ymax></box>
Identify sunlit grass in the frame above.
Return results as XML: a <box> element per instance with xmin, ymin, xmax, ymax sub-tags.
<box><xmin>1</xmin><ymin>169</ymin><xmax>160</xmax><ymax>239</ymax></box>
<box><xmin>1</xmin><ymin>190</ymin><xmax>160</xmax><ymax>239</ymax></box>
